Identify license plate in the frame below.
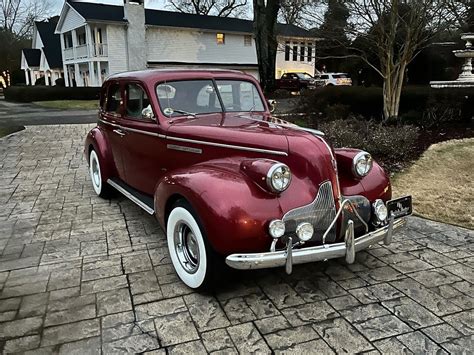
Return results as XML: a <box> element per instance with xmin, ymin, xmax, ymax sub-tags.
<box><xmin>386</xmin><ymin>196</ymin><xmax>412</xmax><ymax>218</ymax></box>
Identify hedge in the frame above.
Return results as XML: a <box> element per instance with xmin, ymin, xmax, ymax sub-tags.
<box><xmin>4</xmin><ymin>85</ymin><xmax>100</xmax><ymax>102</ymax></box>
<box><xmin>301</xmin><ymin>86</ymin><xmax>474</xmax><ymax>126</ymax></box>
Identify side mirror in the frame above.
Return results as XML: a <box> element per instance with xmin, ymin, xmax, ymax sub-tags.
<box><xmin>268</xmin><ymin>99</ymin><xmax>276</xmax><ymax>113</ymax></box>
<box><xmin>142</xmin><ymin>105</ymin><xmax>155</xmax><ymax>121</ymax></box>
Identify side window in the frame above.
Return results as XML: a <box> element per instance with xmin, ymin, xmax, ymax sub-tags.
<box><xmin>321</xmin><ymin>75</ymin><xmax>329</xmax><ymax>80</ymax></box>
<box><xmin>105</xmin><ymin>83</ymin><xmax>122</xmax><ymax>115</ymax></box>
<box><xmin>125</xmin><ymin>83</ymin><xmax>150</xmax><ymax>119</ymax></box>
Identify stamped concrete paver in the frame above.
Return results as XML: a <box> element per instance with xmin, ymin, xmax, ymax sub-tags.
<box><xmin>0</xmin><ymin>124</ymin><xmax>473</xmax><ymax>353</ymax></box>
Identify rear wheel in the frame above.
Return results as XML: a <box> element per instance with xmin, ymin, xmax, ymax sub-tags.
<box><xmin>167</xmin><ymin>200</ymin><xmax>220</xmax><ymax>289</ymax></box>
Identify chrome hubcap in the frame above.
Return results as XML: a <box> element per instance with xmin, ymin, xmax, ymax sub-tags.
<box><xmin>174</xmin><ymin>221</ymin><xmax>200</xmax><ymax>273</ymax></box>
<box><xmin>91</xmin><ymin>157</ymin><xmax>100</xmax><ymax>187</ymax></box>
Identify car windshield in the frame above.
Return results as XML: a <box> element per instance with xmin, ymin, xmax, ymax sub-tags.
<box><xmin>296</xmin><ymin>73</ymin><xmax>313</xmax><ymax>80</ymax></box>
<box><xmin>156</xmin><ymin>79</ymin><xmax>265</xmax><ymax>117</ymax></box>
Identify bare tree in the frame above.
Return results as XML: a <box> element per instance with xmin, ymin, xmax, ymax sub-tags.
<box><xmin>1</xmin><ymin>0</ymin><xmax>51</xmax><ymax>37</ymax></box>
<box><xmin>167</xmin><ymin>0</ymin><xmax>249</xmax><ymax>17</ymax></box>
<box><xmin>253</xmin><ymin>0</ymin><xmax>281</xmax><ymax>91</ymax></box>
<box><xmin>338</xmin><ymin>0</ymin><xmax>461</xmax><ymax>120</ymax></box>
<box><xmin>278</xmin><ymin>1</ymin><xmax>325</xmax><ymax>28</ymax></box>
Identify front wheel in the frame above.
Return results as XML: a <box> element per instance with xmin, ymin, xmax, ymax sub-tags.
<box><xmin>89</xmin><ymin>149</ymin><xmax>113</xmax><ymax>198</ymax></box>
<box><xmin>167</xmin><ymin>200</ymin><xmax>219</xmax><ymax>289</ymax></box>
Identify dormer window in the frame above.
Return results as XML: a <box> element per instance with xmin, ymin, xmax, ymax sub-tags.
<box><xmin>216</xmin><ymin>33</ymin><xmax>225</xmax><ymax>45</ymax></box>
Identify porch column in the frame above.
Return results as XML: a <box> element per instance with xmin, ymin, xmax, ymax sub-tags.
<box><xmin>24</xmin><ymin>70</ymin><xmax>30</xmax><ymax>85</ymax></box>
<box><xmin>31</xmin><ymin>71</ymin><xmax>37</xmax><ymax>85</ymax></box>
<box><xmin>97</xmin><ymin>61</ymin><xmax>102</xmax><ymax>86</ymax></box>
<box><xmin>72</xmin><ymin>29</ymin><xmax>78</xmax><ymax>60</ymax></box>
<box><xmin>45</xmin><ymin>71</ymin><xmax>50</xmax><ymax>86</ymax></box>
<box><xmin>63</xmin><ymin>64</ymin><xmax>69</xmax><ymax>87</ymax></box>
<box><xmin>86</xmin><ymin>24</ymin><xmax>94</xmax><ymax>57</ymax></box>
<box><xmin>74</xmin><ymin>63</ymin><xmax>81</xmax><ymax>87</ymax></box>
<box><xmin>88</xmin><ymin>61</ymin><xmax>96</xmax><ymax>87</ymax></box>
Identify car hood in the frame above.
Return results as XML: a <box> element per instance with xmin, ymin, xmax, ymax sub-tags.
<box><xmin>166</xmin><ymin>112</ymin><xmax>314</xmax><ymax>154</ymax></box>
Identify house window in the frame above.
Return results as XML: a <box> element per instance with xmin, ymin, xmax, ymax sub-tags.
<box><xmin>284</xmin><ymin>42</ymin><xmax>290</xmax><ymax>61</ymax></box>
<box><xmin>216</xmin><ymin>33</ymin><xmax>225</xmax><ymax>44</ymax></box>
<box><xmin>292</xmin><ymin>44</ymin><xmax>298</xmax><ymax>61</ymax></box>
<box><xmin>308</xmin><ymin>43</ymin><xmax>313</xmax><ymax>62</ymax></box>
<box><xmin>300</xmin><ymin>43</ymin><xmax>305</xmax><ymax>61</ymax></box>
<box><xmin>244</xmin><ymin>35</ymin><xmax>252</xmax><ymax>46</ymax></box>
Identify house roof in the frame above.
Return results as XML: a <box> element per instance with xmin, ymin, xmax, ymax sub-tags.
<box><xmin>67</xmin><ymin>0</ymin><xmax>126</xmax><ymax>23</ymax></box>
<box><xmin>145</xmin><ymin>9</ymin><xmax>313</xmax><ymax>37</ymax></box>
<box><xmin>35</xmin><ymin>17</ymin><xmax>63</xmax><ymax>68</ymax></box>
<box><xmin>62</xmin><ymin>1</ymin><xmax>312</xmax><ymax>37</ymax></box>
<box><xmin>22</xmin><ymin>49</ymin><xmax>41</xmax><ymax>67</ymax></box>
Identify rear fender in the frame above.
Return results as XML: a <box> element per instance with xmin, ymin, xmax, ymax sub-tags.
<box><xmin>154</xmin><ymin>164</ymin><xmax>283</xmax><ymax>255</ymax></box>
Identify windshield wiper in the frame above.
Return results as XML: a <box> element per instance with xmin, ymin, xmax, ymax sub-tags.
<box><xmin>171</xmin><ymin>109</ymin><xmax>196</xmax><ymax>117</ymax></box>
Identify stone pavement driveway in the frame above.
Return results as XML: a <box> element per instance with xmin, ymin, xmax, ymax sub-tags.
<box><xmin>0</xmin><ymin>125</ymin><xmax>473</xmax><ymax>354</ymax></box>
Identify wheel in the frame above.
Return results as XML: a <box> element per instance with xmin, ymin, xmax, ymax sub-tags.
<box><xmin>89</xmin><ymin>149</ymin><xmax>113</xmax><ymax>198</ymax></box>
<box><xmin>167</xmin><ymin>200</ymin><xmax>220</xmax><ymax>289</ymax></box>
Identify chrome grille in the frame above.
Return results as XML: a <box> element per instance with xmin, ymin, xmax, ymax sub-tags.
<box><xmin>282</xmin><ymin>181</ymin><xmax>337</xmax><ymax>242</ymax></box>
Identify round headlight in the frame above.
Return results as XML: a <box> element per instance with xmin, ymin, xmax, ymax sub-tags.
<box><xmin>373</xmin><ymin>199</ymin><xmax>388</xmax><ymax>222</ymax></box>
<box><xmin>269</xmin><ymin>219</ymin><xmax>285</xmax><ymax>239</ymax></box>
<box><xmin>296</xmin><ymin>222</ymin><xmax>314</xmax><ymax>242</ymax></box>
<box><xmin>266</xmin><ymin>163</ymin><xmax>291</xmax><ymax>193</ymax></box>
<box><xmin>353</xmin><ymin>151</ymin><xmax>373</xmax><ymax>177</ymax></box>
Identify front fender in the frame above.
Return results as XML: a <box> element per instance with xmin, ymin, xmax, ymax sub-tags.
<box><xmin>154</xmin><ymin>164</ymin><xmax>283</xmax><ymax>255</ymax></box>
<box><xmin>335</xmin><ymin>148</ymin><xmax>391</xmax><ymax>202</ymax></box>
<box><xmin>84</xmin><ymin>126</ymin><xmax>117</xmax><ymax>182</ymax></box>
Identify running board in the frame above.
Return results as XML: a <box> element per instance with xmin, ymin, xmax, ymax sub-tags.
<box><xmin>107</xmin><ymin>178</ymin><xmax>155</xmax><ymax>215</ymax></box>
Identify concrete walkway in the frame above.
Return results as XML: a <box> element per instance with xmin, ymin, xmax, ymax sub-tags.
<box><xmin>0</xmin><ymin>125</ymin><xmax>472</xmax><ymax>353</ymax></box>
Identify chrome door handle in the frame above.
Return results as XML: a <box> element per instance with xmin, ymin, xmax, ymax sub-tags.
<box><xmin>113</xmin><ymin>129</ymin><xmax>126</xmax><ymax>137</ymax></box>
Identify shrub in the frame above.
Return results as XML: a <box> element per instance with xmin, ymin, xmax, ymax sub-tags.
<box><xmin>301</xmin><ymin>86</ymin><xmax>473</xmax><ymax>126</ymax></box>
<box><xmin>319</xmin><ymin>118</ymin><xmax>419</xmax><ymax>171</ymax></box>
<box><xmin>55</xmin><ymin>78</ymin><xmax>65</xmax><ymax>87</ymax></box>
<box><xmin>4</xmin><ymin>85</ymin><xmax>100</xmax><ymax>102</ymax></box>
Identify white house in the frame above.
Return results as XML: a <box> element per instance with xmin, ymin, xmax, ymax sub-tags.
<box><xmin>21</xmin><ymin>17</ymin><xmax>64</xmax><ymax>85</ymax></box>
<box><xmin>23</xmin><ymin>0</ymin><xmax>317</xmax><ymax>87</ymax></box>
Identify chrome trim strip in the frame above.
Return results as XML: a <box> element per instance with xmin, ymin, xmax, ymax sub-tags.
<box><xmin>98</xmin><ymin>118</ymin><xmax>287</xmax><ymax>156</ymax></box>
<box><xmin>225</xmin><ymin>218</ymin><xmax>406</xmax><ymax>270</ymax></box>
<box><xmin>107</xmin><ymin>179</ymin><xmax>155</xmax><ymax>215</ymax></box>
<box><xmin>167</xmin><ymin>144</ymin><xmax>202</xmax><ymax>154</ymax></box>
<box><xmin>166</xmin><ymin>136</ymin><xmax>288</xmax><ymax>156</ymax></box>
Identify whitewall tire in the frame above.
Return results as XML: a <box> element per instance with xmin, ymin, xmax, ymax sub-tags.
<box><xmin>89</xmin><ymin>150</ymin><xmax>111</xmax><ymax>198</ymax></box>
<box><xmin>167</xmin><ymin>202</ymin><xmax>214</xmax><ymax>289</ymax></box>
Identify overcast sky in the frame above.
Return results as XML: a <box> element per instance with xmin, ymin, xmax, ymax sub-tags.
<box><xmin>50</xmin><ymin>0</ymin><xmax>165</xmax><ymax>15</ymax></box>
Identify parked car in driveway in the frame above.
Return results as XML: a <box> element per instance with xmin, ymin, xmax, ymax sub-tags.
<box><xmin>315</xmin><ymin>72</ymin><xmax>352</xmax><ymax>86</ymax></box>
<box><xmin>85</xmin><ymin>69</ymin><xmax>412</xmax><ymax>289</ymax></box>
<box><xmin>275</xmin><ymin>72</ymin><xmax>319</xmax><ymax>92</ymax></box>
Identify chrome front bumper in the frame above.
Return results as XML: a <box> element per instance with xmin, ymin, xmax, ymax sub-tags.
<box><xmin>225</xmin><ymin>216</ymin><xmax>406</xmax><ymax>272</ymax></box>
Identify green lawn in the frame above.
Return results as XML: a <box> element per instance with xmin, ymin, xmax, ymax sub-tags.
<box><xmin>0</xmin><ymin>126</ymin><xmax>24</xmax><ymax>138</ymax></box>
<box><xmin>33</xmin><ymin>100</ymin><xmax>99</xmax><ymax>110</ymax></box>
<box><xmin>392</xmin><ymin>138</ymin><xmax>474</xmax><ymax>229</ymax></box>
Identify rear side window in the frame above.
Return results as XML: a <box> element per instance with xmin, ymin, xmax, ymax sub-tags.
<box><xmin>125</xmin><ymin>83</ymin><xmax>150</xmax><ymax>119</ymax></box>
<box><xmin>105</xmin><ymin>83</ymin><xmax>122</xmax><ymax>114</ymax></box>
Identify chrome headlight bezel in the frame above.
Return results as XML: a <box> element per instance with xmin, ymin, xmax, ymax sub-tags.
<box><xmin>352</xmin><ymin>151</ymin><xmax>373</xmax><ymax>178</ymax></box>
<box><xmin>266</xmin><ymin>163</ymin><xmax>292</xmax><ymax>193</ymax></box>
<box><xmin>269</xmin><ymin>219</ymin><xmax>285</xmax><ymax>239</ymax></box>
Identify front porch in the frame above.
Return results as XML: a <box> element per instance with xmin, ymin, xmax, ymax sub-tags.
<box><xmin>63</xmin><ymin>61</ymin><xmax>108</xmax><ymax>87</ymax></box>
<box><xmin>23</xmin><ymin>68</ymin><xmax>63</xmax><ymax>86</ymax></box>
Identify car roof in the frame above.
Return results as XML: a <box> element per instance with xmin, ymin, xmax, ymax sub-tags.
<box><xmin>106</xmin><ymin>69</ymin><xmax>255</xmax><ymax>83</ymax></box>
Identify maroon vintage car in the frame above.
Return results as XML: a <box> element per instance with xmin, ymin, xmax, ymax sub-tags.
<box><xmin>85</xmin><ymin>69</ymin><xmax>412</xmax><ymax>289</ymax></box>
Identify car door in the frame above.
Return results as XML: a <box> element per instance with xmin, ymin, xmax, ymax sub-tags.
<box><xmin>101</xmin><ymin>81</ymin><xmax>127</xmax><ymax>180</ymax></box>
<box><xmin>118</xmin><ymin>82</ymin><xmax>167</xmax><ymax>196</ymax></box>
<box><xmin>289</xmin><ymin>73</ymin><xmax>299</xmax><ymax>90</ymax></box>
